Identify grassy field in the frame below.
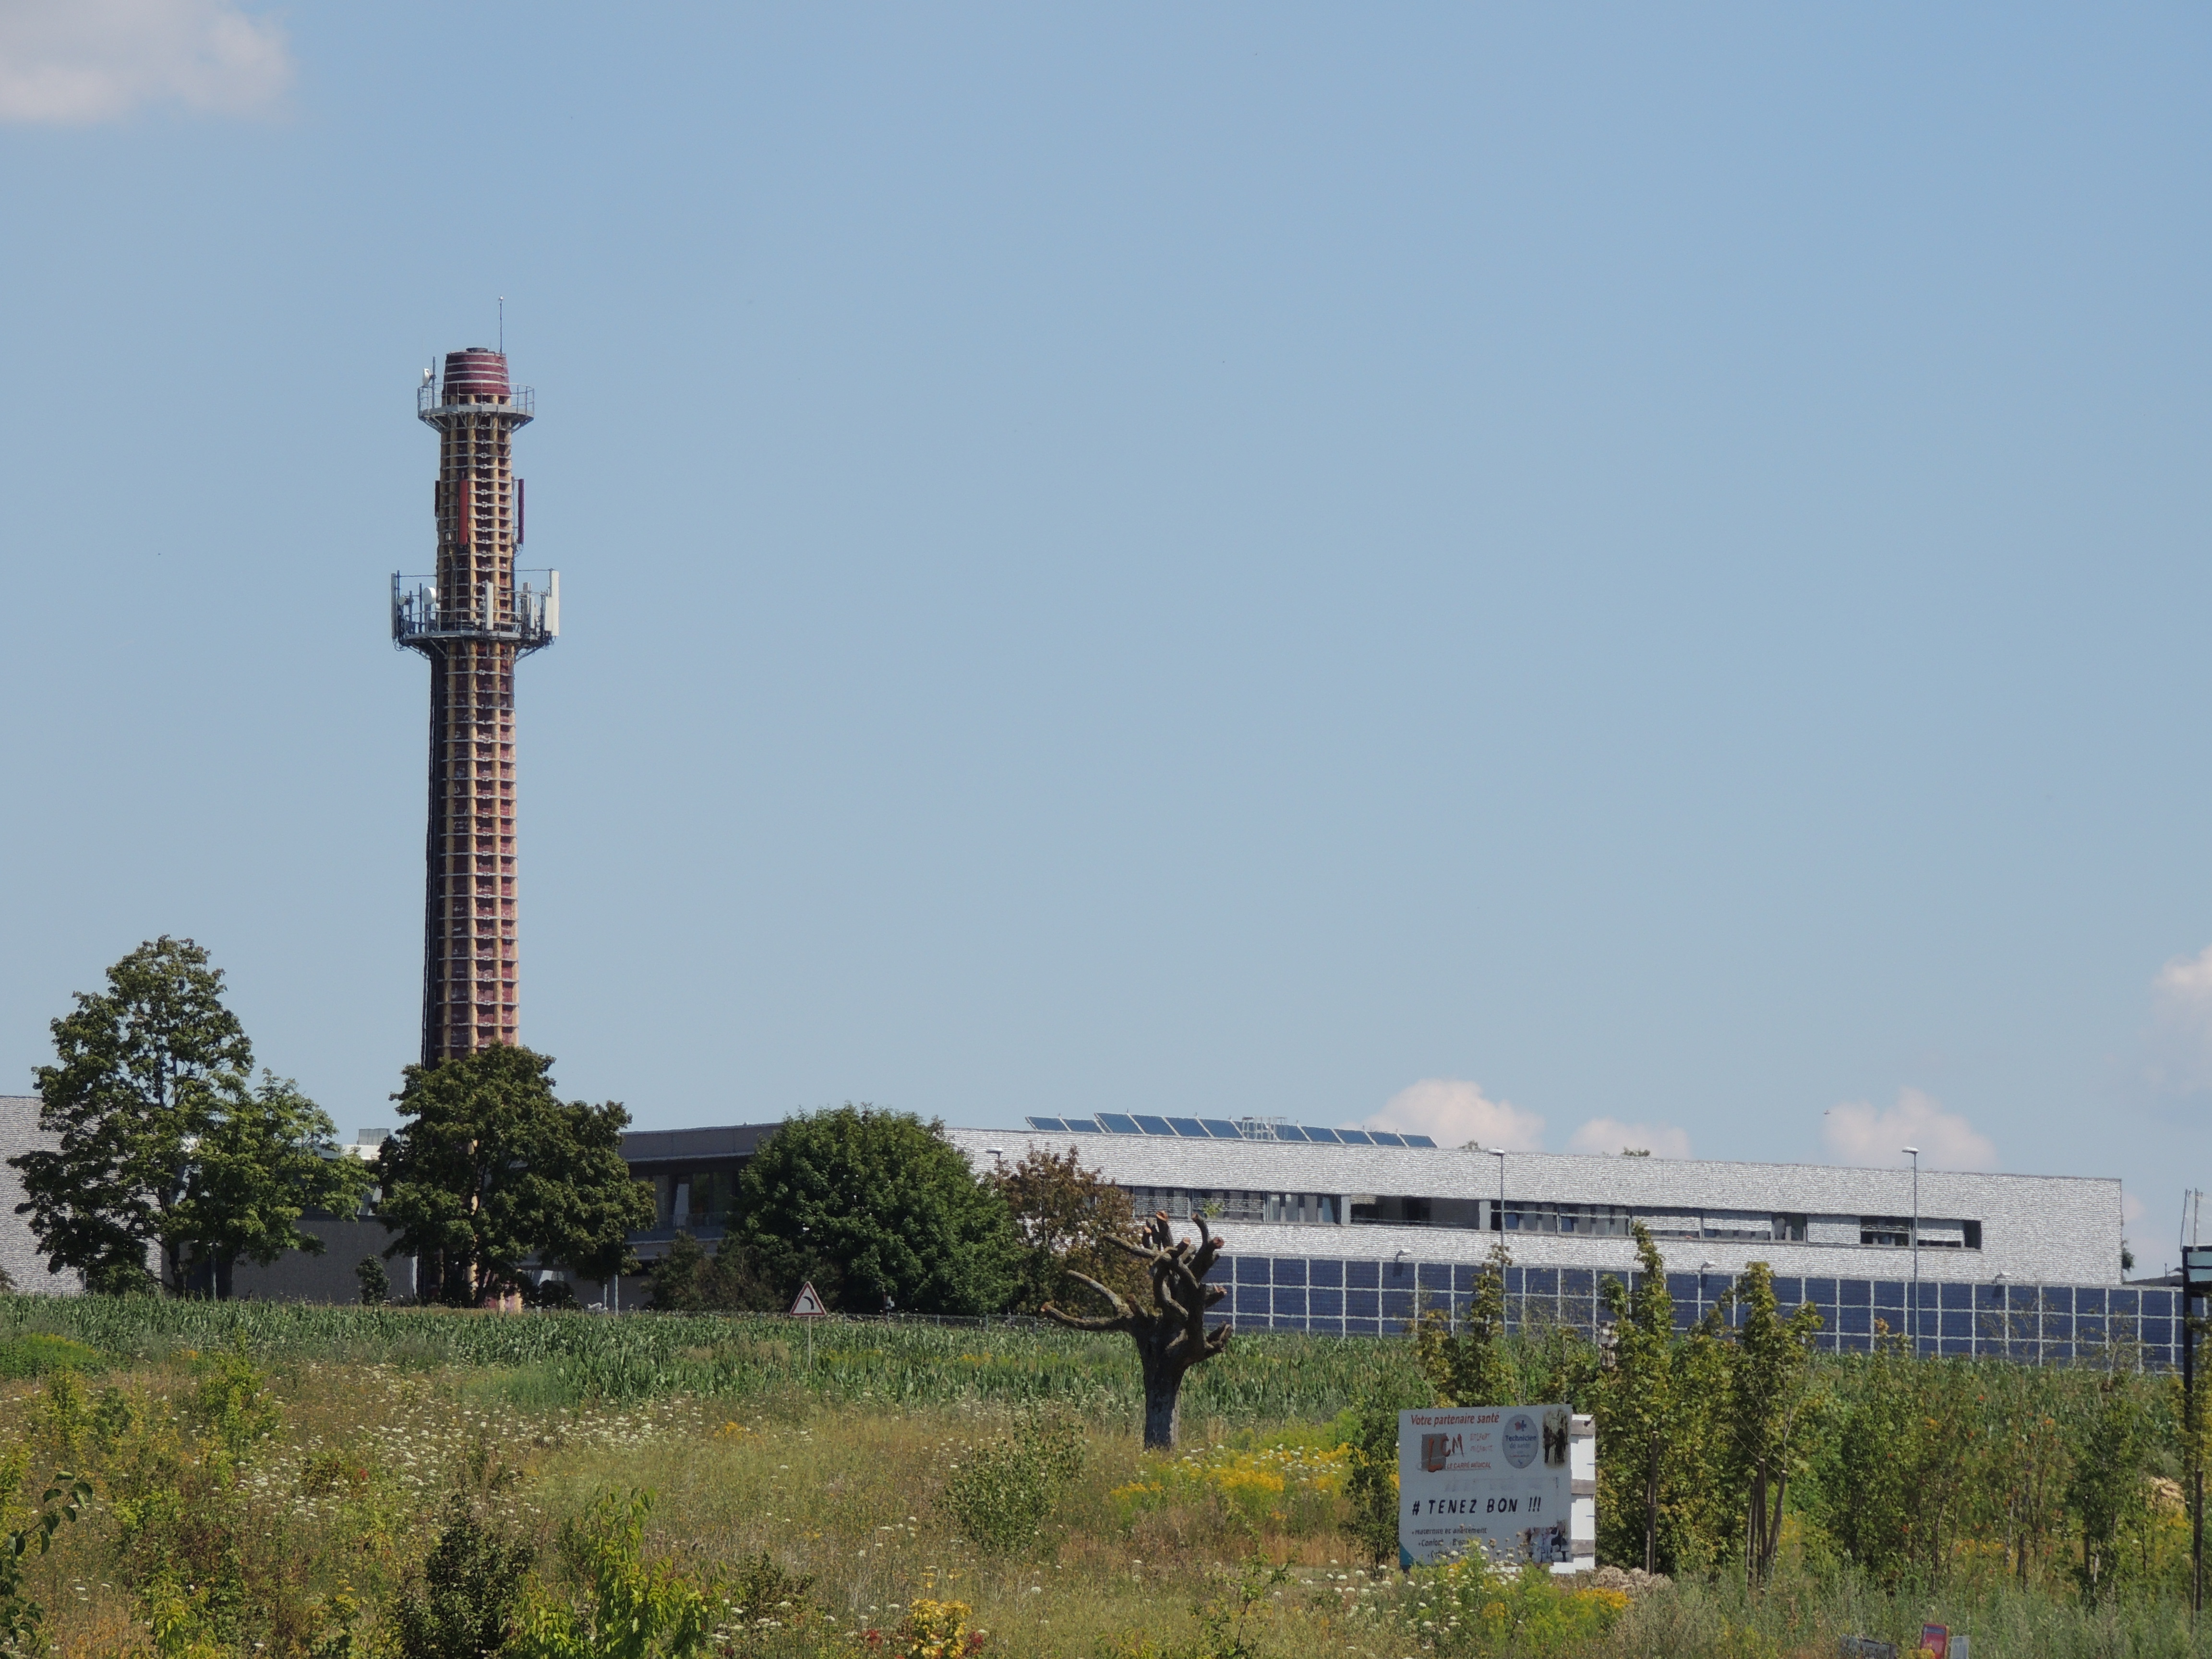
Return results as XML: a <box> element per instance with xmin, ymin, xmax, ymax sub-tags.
<box><xmin>0</xmin><ymin>1297</ymin><xmax>2206</xmax><ymax>1659</ymax></box>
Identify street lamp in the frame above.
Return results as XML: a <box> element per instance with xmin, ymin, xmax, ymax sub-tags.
<box><xmin>1487</xmin><ymin>1147</ymin><xmax>1506</xmax><ymax>1233</ymax></box>
<box><xmin>1903</xmin><ymin>1146</ymin><xmax>1921</xmax><ymax>1353</ymax></box>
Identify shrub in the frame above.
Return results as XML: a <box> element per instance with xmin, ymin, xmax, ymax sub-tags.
<box><xmin>883</xmin><ymin>1598</ymin><xmax>985</xmax><ymax>1659</ymax></box>
<box><xmin>1188</xmin><ymin>1561</ymin><xmax>1289</xmax><ymax>1659</ymax></box>
<box><xmin>1377</xmin><ymin>1555</ymin><xmax>1628</xmax><ymax>1659</ymax></box>
<box><xmin>938</xmin><ymin>1414</ymin><xmax>1086</xmax><ymax>1553</ymax></box>
<box><xmin>518</xmin><ymin>1491</ymin><xmax>713</xmax><ymax>1659</ymax></box>
<box><xmin>394</xmin><ymin>1498</ymin><xmax>535</xmax><ymax>1659</ymax></box>
<box><xmin>1342</xmin><ymin>1377</ymin><xmax>1431</xmax><ymax>1564</ymax></box>
<box><xmin>0</xmin><ymin>1333</ymin><xmax>105</xmax><ymax>1379</ymax></box>
<box><xmin>718</xmin><ymin>1551</ymin><xmax>818</xmax><ymax>1652</ymax></box>
<box><xmin>355</xmin><ymin>1257</ymin><xmax>389</xmax><ymax>1306</ymax></box>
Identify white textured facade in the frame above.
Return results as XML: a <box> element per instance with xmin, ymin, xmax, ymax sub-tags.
<box><xmin>942</xmin><ymin>1128</ymin><xmax>2125</xmax><ymax>1286</ymax></box>
<box><xmin>0</xmin><ymin>1096</ymin><xmax>80</xmax><ymax>1295</ymax></box>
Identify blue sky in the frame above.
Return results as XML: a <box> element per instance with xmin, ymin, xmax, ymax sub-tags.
<box><xmin>2</xmin><ymin>3</ymin><xmax>2209</xmax><ymax>1265</ymax></box>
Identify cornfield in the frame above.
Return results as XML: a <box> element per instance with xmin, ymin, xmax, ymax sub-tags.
<box><xmin>0</xmin><ymin>1293</ymin><xmax>1425</xmax><ymax>1419</ymax></box>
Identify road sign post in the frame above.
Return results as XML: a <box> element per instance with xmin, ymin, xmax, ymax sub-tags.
<box><xmin>790</xmin><ymin>1281</ymin><xmax>829</xmax><ymax>1370</ymax></box>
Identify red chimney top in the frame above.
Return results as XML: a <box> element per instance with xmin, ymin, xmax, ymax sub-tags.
<box><xmin>442</xmin><ymin>348</ymin><xmax>510</xmax><ymax>399</ymax></box>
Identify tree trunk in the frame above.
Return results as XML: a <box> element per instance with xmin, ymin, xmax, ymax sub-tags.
<box><xmin>1645</xmin><ymin>1437</ymin><xmax>1659</xmax><ymax>1575</ymax></box>
<box><xmin>1141</xmin><ymin>1344</ymin><xmax>1185</xmax><ymax>1450</ymax></box>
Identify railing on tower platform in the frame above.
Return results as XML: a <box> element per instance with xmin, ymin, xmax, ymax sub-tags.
<box><xmin>391</xmin><ymin>570</ymin><xmax>559</xmax><ymax>650</ymax></box>
<box><xmin>418</xmin><ymin>383</ymin><xmax>535</xmax><ymax>419</ymax></box>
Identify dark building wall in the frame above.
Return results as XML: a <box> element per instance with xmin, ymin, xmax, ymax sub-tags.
<box><xmin>228</xmin><ymin>1214</ymin><xmax>410</xmax><ymax>1304</ymax></box>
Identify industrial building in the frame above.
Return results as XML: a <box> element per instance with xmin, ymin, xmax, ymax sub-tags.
<box><xmin>619</xmin><ymin>1115</ymin><xmax>2170</xmax><ymax>1365</ymax></box>
<box><xmin>0</xmin><ymin>1101</ymin><xmax>2179</xmax><ymax>1364</ymax></box>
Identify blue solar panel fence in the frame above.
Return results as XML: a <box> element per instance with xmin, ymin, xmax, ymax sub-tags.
<box><xmin>1202</xmin><ymin>1254</ymin><xmax>2180</xmax><ymax>1369</ymax></box>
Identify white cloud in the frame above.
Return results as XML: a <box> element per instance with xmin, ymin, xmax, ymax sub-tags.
<box><xmin>2148</xmin><ymin>943</ymin><xmax>2212</xmax><ymax>1092</ymax></box>
<box><xmin>1360</xmin><ymin>1078</ymin><xmax>1544</xmax><ymax>1151</ymax></box>
<box><xmin>1821</xmin><ymin>1087</ymin><xmax>1997</xmax><ymax>1172</ymax></box>
<box><xmin>0</xmin><ymin>0</ymin><xmax>290</xmax><ymax>125</ymax></box>
<box><xmin>1566</xmin><ymin>1117</ymin><xmax>1691</xmax><ymax>1159</ymax></box>
<box><xmin>2123</xmin><ymin>1190</ymin><xmax>2147</xmax><ymax>1227</ymax></box>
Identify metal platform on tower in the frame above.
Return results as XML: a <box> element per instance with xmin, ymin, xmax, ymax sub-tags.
<box><xmin>391</xmin><ymin>570</ymin><xmax>559</xmax><ymax>650</ymax></box>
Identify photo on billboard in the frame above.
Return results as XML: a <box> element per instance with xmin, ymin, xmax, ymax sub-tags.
<box><xmin>1397</xmin><ymin>1405</ymin><xmax>1585</xmax><ymax>1569</ymax></box>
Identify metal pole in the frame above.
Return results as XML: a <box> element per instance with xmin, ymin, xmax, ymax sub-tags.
<box><xmin>2187</xmin><ymin>1287</ymin><xmax>2200</xmax><ymax>1617</ymax></box>
<box><xmin>1905</xmin><ymin>1147</ymin><xmax>1921</xmax><ymax>1353</ymax></box>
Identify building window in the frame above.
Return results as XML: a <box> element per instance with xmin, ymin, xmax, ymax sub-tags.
<box><xmin>659</xmin><ymin>1168</ymin><xmax>736</xmax><ymax>1228</ymax></box>
<box><xmin>1125</xmin><ymin>1187</ymin><xmax>1341</xmax><ymax>1226</ymax></box>
<box><xmin>1857</xmin><ymin>1216</ymin><xmax>1981</xmax><ymax>1250</ymax></box>
<box><xmin>1349</xmin><ymin>1196</ymin><xmax>1432</xmax><ymax>1226</ymax></box>
<box><xmin>1498</xmin><ymin>1202</ymin><xmax>1636</xmax><ymax>1236</ymax></box>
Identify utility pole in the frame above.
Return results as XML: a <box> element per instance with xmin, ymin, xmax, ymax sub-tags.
<box><xmin>1903</xmin><ymin>1147</ymin><xmax>1921</xmax><ymax>1352</ymax></box>
<box><xmin>2183</xmin><ymin>1192</ymin><xmax>2207</xmax><ymax>1617</ymax></box>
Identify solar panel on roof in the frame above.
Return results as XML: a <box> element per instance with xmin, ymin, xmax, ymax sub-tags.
<box><xmin>1062</xmin><ymin>1117</ymin><xmax>1101</xmax><ymax>1132</ymax></box>
<box><xmin>1198</xmin><ymin>1119</ymin><xmax>1240</xmax><ymax>1139</ymax></box>
<box><xmin>1166</xmin><ymin>1117</ymin><xmax>1208</xmax><ymax>1138</ymax></box>
<box><xmin>1132</xmin><ymin>1114</ymin><xmax>1175</xmax><ymax>1136</ymax></box>
<box><xmin>1096</xmin><ymin>1112</ymin><xmax>1141</xmax><ymax>1134</ymax></box>
<box><xmin>1369</xmin><ymin>1131</ymin><xmax>1407</xmax><ymax>1148</ymax></box>
<box><xmin>1025</xmin><ymin>1116</ymin><xmax>1067</xmax><ymax>1132</ymax></box>
<box><xmin>1402</xmin><ymin>1133</ymin><xmax>1438</xmax><ymax>1148</ymax></box>
<box><xmin>1302</xmin><ymin>1126</ymin><xmax>1343</xmax><ymax>1144</ymax></box>
<box><xmin>1334</xmin><ymin>1129</ymin><xmax>1374</xmax><ymax>1146</ymax></box>
<box><xmin>1272</xmin><ymin>1124</ymin><xmax>1310</xmax><ymax>1142</ymax></box>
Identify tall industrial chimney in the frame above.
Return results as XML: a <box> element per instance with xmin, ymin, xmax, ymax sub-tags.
<box><xmin>391</xmin><ymin>349</ymin><xmax>558</xmax><ymax>1065</ymax></box>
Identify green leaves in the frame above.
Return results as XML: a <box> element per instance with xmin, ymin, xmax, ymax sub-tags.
<box><xmin>375</xmin><ymin>1045</ymin><xmax>655</xmax><ymax>1304</ymax></box>
<box><xmin>10</xmin><ymin>938</ymin><xmax>354</xmax><ymax>1297</ymax></box>
<box><xmin>518</xmin><ymin>1492</ymin><xmax>712</xmax><ymax>1659</ymax></box>
<box><xmin>1412</xmin><ymin>1240</ymin><xmax>1515</xmax><ymax>1408</ymax></box>
<box><xmin>0</xmin><ymin>1470</ymin><xmax>92</xmax><ymax>1657</ymax></box>
<box><xmin>393</xmin><ymin>1497</ymin><xmax>535</xmax><ymax>1659</ymax></box>
<box><xmin>732</xmin><ymin>1106</ymin><xmax>1020</xmax><ymax>1316</ymax></box>
<box><xmin>937</xmin><ymin>1413</ymin><xmax>1086</xmax><ymax>1553</ymax></box>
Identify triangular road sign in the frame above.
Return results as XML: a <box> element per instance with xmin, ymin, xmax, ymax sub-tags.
<box><xmin>789</xmin><ymin>1281</ymin><xmax>829</xmax><ymax>1318</ymax></box>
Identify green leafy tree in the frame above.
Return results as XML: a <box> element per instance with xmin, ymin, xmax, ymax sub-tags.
<box><xmin>374</xmin><ymin>1046</ymin><xmax>655</xmax><ymax>1305</ymax></box>
<box><xmin>2067</xmin><ymin>1374</ymin><xmax>2149</xmax><ymax>1602</ymax></box>
<box><xmin>168</xmin><ymin>1075</ymin><xmax>370</xmax><ymax>1298</ymax></box>
<box><xmin>1412</xmin><ymin>1239</ymin><xmax>1515</xmax><ymax>1407</ymax></box>
<box><xmin>1722</xmin><ymin>1262</ymin><xmax>1824</xmax><ymax>1584</ymax></box>
<box><xmin>732</xmin><ymin>1106</ymin><xmax>1019</xmax><ymax>1315</ymax></box>
<box><xmin>990</xmin><ymin>1145</ymin><xmax>1145</xmax><ymax>1314</ymax></box>
<box><xmin>1595</xmin><ymin>1223</ymin><xmax>1674</xmax><ymax>1574</ymax></box>
<box><xmin>11</xmin><ymin>938</ymin><xmax>360</xmax><ymax>1297</ymax></box>
<box><xmin>1342</xmin><ymin>1370</ymin><xmax>1435</xmax><ymax>1565</ymax></box>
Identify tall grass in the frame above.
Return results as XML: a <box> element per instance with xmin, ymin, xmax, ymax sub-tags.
<box><xmin>0</xmin><ymin>1294</ymin><xmax>1423</xmax><ymax>1419</ymax></box>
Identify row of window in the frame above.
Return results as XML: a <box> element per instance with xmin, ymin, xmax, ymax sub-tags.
<box><xmin>1113</xmin><ymin>1188</ymin><xmax>1985</xmax><ymax>1249</ymax></box>
<box><xmin>634</xmin><ymin>1165</ymin><xmax>1984</xmax><ymax>1253</ymax></box>
<box><xmin>1126</xmin><ymin>1187</ymin><xmax>1343</xmax><ymax>1225</ymax></box>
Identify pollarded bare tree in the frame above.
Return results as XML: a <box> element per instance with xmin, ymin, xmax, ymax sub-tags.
<box><xmin>1041</xmin><ymin>1211</ymin><xmax>1230</xmax><ymax>1449</ymax></box>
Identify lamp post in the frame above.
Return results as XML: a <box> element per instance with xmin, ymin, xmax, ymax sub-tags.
<box><xmin>1488</xmin><ymin>1146</ymin><xmax>1507</xmax><ymax>1229</ymax></box>
<box><xmin>1903</xmin><ymin>1146</ymin><xmax>1921</xmax><ymax>1354</ymax></box>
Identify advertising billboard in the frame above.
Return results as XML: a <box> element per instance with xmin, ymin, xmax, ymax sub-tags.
<box><xmin>1398</xmin><ymin>1405</ymin><xmax>1590</xmax><ymax>1569</ymax></box>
